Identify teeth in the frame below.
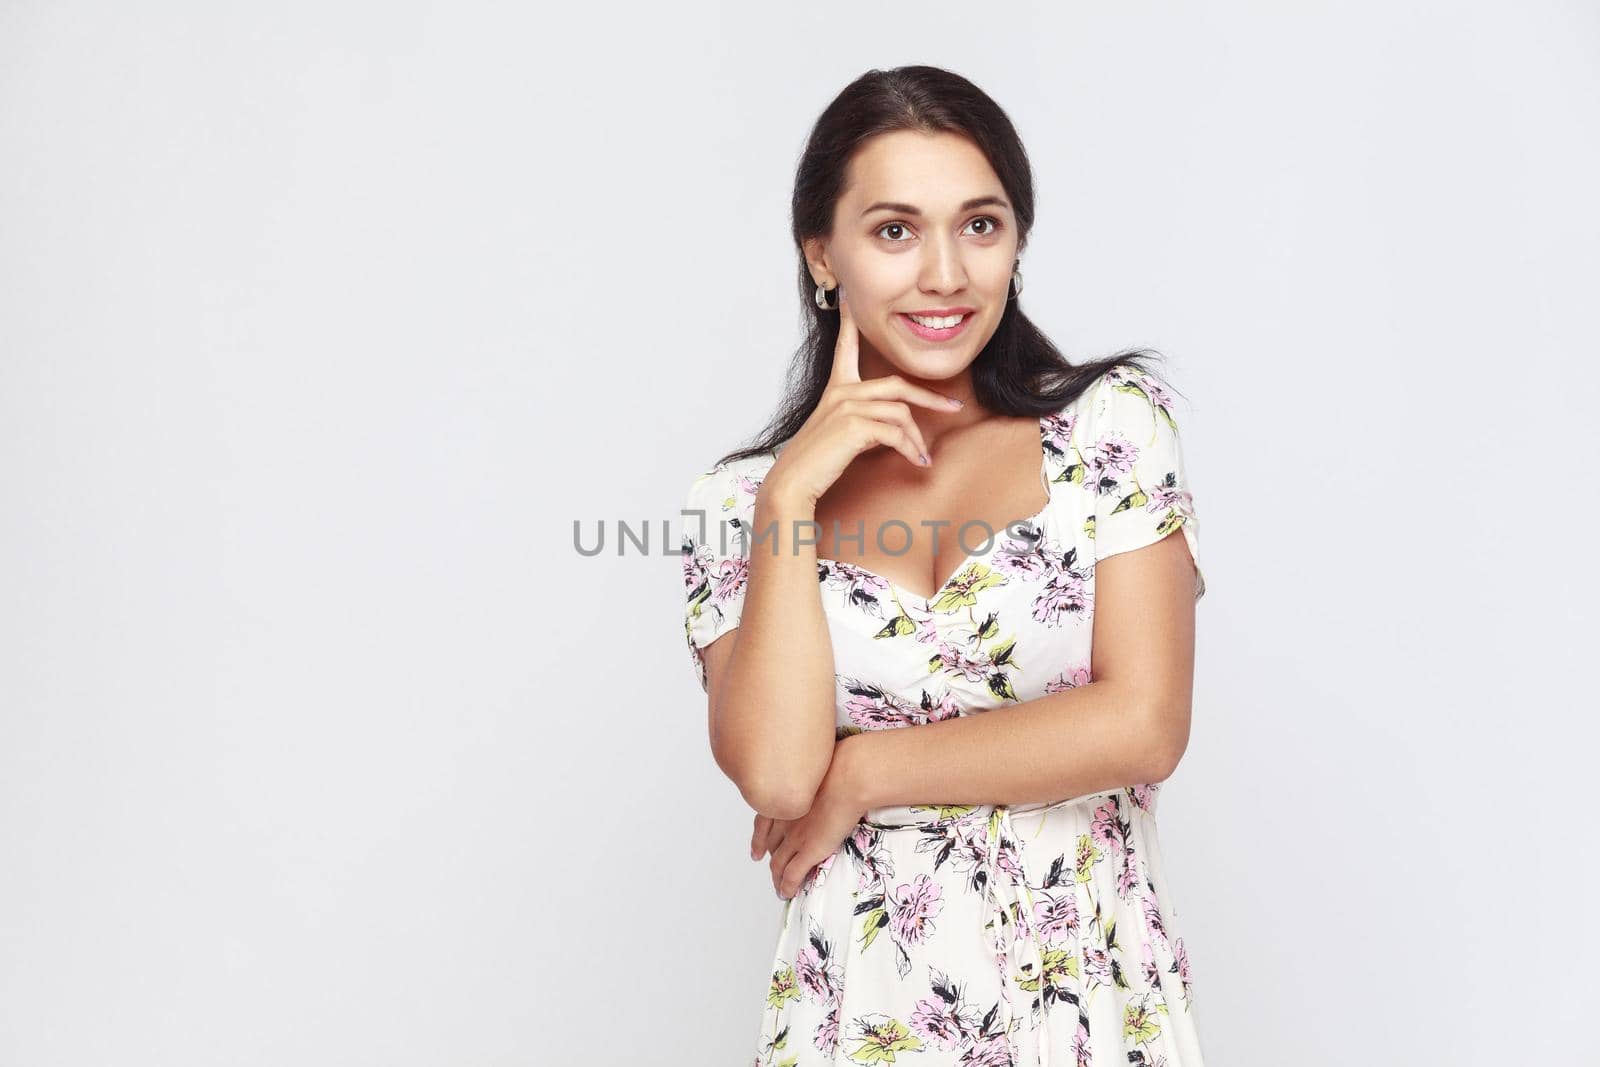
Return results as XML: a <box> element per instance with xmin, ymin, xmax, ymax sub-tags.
<box><xmin>907</xmin><ymin>313</ymin><xmax>965</xmax><ymax>328</ymax></box>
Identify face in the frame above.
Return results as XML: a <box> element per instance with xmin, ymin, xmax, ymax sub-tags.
<box><xmin>804</xmin><ymin>129</ymin><xmax>1020</xmax><ymax>387</ymax></box>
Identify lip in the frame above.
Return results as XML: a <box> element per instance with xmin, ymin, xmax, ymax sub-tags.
<box><xmin>898</xmin><ymin>310</ymin><xmax>974</xmax><ymax>342</ymax></box>
<box><xmin>901</xmin><ymin>306</ymin><xmax>975</xmax><ymax>316</ymax></box>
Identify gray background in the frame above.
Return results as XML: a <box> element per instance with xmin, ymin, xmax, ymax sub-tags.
<box><xmin>3</xmin><ymin>1</ymin><xmax>1596</xmax><ymax>1063</ymax></box>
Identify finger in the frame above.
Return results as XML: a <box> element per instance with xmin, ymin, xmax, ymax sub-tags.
<box><xmin>839</xmin><ymin>398</ymin><xmax>930</xmax><ymax>464</ymax></box>
<box><xmin>761</xmin><ymin>821</ymin><xmax>789</xmax><ymax>869</ymax></box>
<box><xmin>763</xmin><ymin>818</ymin><xmax>786</xmax><ymax>858</ymax></box>
<box><xmin>854</xmin><ymin>373</ymin><xmax>965</xmax><ymax>414</ymax></box>
<box><xmin>770</xmin><ymin>835</ymin><xmax>802</xmax><ymax>896</ymax></box>
<box><xmin>850</xmin><ymin>412</ymin><xmax>930</xmax><ymax>472</ymax></box>
<box><xmin>778</xmin><ymin>853</ymin><xmax>808</xmax><ymax>900</ymax></box>
<box><xmin>750</xmin><ymin>815</ymin><xmax>772</xmax><ymax>860</ymax></box>
<box><xmin>828</xmin><ymin>286</ymin><xmax>860</xmax><ymax>386</ymax></box>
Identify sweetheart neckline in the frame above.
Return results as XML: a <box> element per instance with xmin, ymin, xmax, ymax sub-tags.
<box><xmin>772</xmin><ymin>413</ymin><xmax>1056</xmax><ymax>606</ymax></box>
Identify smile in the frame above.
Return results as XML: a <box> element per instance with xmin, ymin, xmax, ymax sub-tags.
<box><xmin>898</xmin><ymin>312</ymin><xmax>972</xmax><ymax>341</ymax></box>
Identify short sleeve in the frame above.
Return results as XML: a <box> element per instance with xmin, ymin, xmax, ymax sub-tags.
<box><xmin>680</xmin><ymin>463</ymin><xmax>754</xmax><ymax>693</ymax></box>
<box><xmin>1082</xmin><ymin>365</ymin><xmax>1207</xmax><ymax>602</ymax></box>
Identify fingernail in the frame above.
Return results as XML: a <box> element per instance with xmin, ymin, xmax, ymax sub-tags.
<box><xmin>946</xmin><ymin>396</ymin><xmax>963</xmax><ymax>408</ymax></box>
<box><xmin>920</xmin><ymin>452</ymin><xmax>930</xmax><ymax>466</ymax></box>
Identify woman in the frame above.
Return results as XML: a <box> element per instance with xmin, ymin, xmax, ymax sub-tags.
<box><xmin>680</xmin><ymin>65</ymin><xmax>1210</xmax><ymax>1067</ymax></box>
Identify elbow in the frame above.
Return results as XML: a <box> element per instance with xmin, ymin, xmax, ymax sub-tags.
<box><xmin>708</xmin><ymin>695</ymin><xmax>835</xmax><ymax>818</ymax></box>
<box><xmin>1145</xmin><ymin>742</ymin><xmax>1183</xmax><ymax>784</ymax></box>
<box><xmin>712</xmin><ymin>743</ymin><xmax>825</xmax><ymax>821</ymax></box>
<box><xmin>740</xmin><ymin>779</ymin><xmax>816</xmax><ymax>821</ymax></box>
<box><xmin>1143</xmin><ymin>701</ymin><xmax>1192</xmax><ymax>783</ymax></box>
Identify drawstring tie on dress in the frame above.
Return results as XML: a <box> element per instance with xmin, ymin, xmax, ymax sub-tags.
<box><xmin>981</xmin><ymin>802</ymin><xmax>1055</xmax><ymax>1067</ymax></box>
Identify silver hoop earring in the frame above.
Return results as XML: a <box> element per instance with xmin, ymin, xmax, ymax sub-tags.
<box><xmin>1009</xmin><ymin>267</ymin><xmax>1024</xmax><ymax>299</ymax></box>
<box><xmin>814</xmin><ymin>282</ymin><xmax>839</xmax><ymax>311</ymax></box>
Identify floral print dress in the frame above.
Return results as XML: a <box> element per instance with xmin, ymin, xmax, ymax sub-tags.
<box><xmin>679</xmin><ymin>364</ymin><xmax>1210</xmax><ymax>1067</ymax></box>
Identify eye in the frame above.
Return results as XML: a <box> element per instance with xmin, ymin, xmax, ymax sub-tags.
<box><xmin>873</xmin><ymin>216</ymin><xmax>1005</xmax><ymax>243</ymax></box>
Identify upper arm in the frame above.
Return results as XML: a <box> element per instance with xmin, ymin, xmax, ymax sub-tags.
<box><xmin>1082</xmin><ymin>365</ymin><xmax>1208</xmax><ymax>773</ymax></box>
<box><xmin>1090</xmin><ymin>532</ymin><xmax>1197</xmax><ymax>776</ymax></box>
<box><xmin>697</xmin><ymin>629</ymin><xmax>739</xmax><ymax>731</ymax></box>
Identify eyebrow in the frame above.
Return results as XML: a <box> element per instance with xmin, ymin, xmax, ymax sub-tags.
<box><xmin>859</xmin><ymin>196</ymin><xmax>1011</xmax><ymax>219</ymax></box>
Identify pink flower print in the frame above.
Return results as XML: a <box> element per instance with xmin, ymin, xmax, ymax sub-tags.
<box><xmin>908</xmin><ymin>993</ymin><xmax>975</xmax><ymax>1051</ymax></box>
<box><xmin>1141</xmin><ymin>940</ymin><xmax>1163</xmax><ymax>991</ymax></box>
<box><xmin>1087</xmin><ymin>430</ymin><xmax>1140</xmax><ymax>494</ymax></box>
<box><xmin>1041</xmin><ymin>410</ymin><xmax>1079</xmax><ymax>469</ymax></box>
<box><xmin>1031</xmin><ymin>571</ymin><xmax>1090</xmax><ymax>627</ymax></box>
<box><xmin>1173</xmin><ymin>936</ymin><xmax>1193</xmax><ymax>990</ymax></box>
<box><xmin>1146</xmin><ymin>477</ymin><xmax>1195</xmax><ymax>521</ymax></box>
<box><xmin>1136</xmin><ymin>373</ymin><xmax>1176</xmax><ymax>421</ymax></box>
<box><xmin>966</xmin><ymin>1031</ymin><xmax>1016</xmax><ymax>1067</ymax></box>
<box><xmin>1031</xmin><ymin>890</ymin><xmax>1080</xmax><ymax>943</ymax></box>
<box><xmin>1116</xmin><ymin>846</ymin><xmax>1141</xmax><ymax>898</ymax></box>
<box><xmin>1072</xmin><ymin>1020</ymin><xmax>1093</xmax><ymax>1067</ymax></box>
<box><xmin>1103</xmin><ymin>362</ymin><xmax>1170</xmax><ymax>408</ymax></box>
<box><xmin>680</xmin><ymin>547</ymin><xmax>703</xmax><ymax>591</ymax></box>
<box><xmin>1128</xmin><ymin>783</ymin><xmax>1158</xmax><ymax>811</ymax></box>
<box><xmin>932</xmin><ymin>640</ymin><xmax>993</xmax><ymax>682</ymax></box>
<box><xmin>911</xmin><ymin>610</ymin><xmax>942</xmax><ymax>645</ymax></box>
<box><xmin>946</xmin><ymin>819</ymin><xmax>994</xmax><ymax>878</ymax></box>
<box><xmin>1082</xmin><ymin>945</ymin><xmax>1113</xmax><ymax>988</ymax></box>
<box><xmin>887</xmin><ymin>873</ymin><xmax>944</xmax><ymax>945</ymax></box>
<box><xmin>1142</xmin><ymin>891</ymin><xmax>1169</xmax><ymax>946</ymax></box>
<box><xmin>851</xmin><ymin>827</ymin><xmax>897</xmax><ymax>894</ymax></box>
<box><xmin>994</xmin><ymin>838</ymin><xmax>1026</xmax><ymax>884</ymax></box>
<box><xmin>1045</xmin><ymin>663</ymin><xmax>1092</xmax><ymax>693</ymax></box>
<box><xmin>841</xmin><ymin>681</ymin><xmax>924</xmax><ymax>730</ymax></box>
<box><xmin>992</xmin><ymin>532</ymin><xmax>1052</xmax><ymax>580</ymax></box>
<box><xmin>920</xmin><ymin>688</ymin><xmax>964</xmax><ymax>724</ymax></box>
<box><xmin>795</xmin><ymin>935</ymin><xmax>844</xmax><ymax>1004</ymax></box>
<box><xmin>706</xmin><ymin>554</ymin><xmax>749</xmax><ymax>607</ymax></box>
<box><xmin>946</xmin><ymin>848</ymin><xmax>989</xmax><ymax>885</ymax></box>
<box><xmin>990</xmin><ymin>845</ymin><xmax>1036</xmax><ymax>940</ymax></box>
<box><xmin>813</xmin><ymin>1001</ymin><xmax>841</xmax><ymax>1057</ymax></box>
<box><xmin>1090</xmin><ymin>798</ymin><xmax>1126</xmax><ymax>855</ymax></box>
<box><xmin>729</xmin><ymin>470</ymin><xmax>763</xmax><ymax>501</ymax></box>
<box><xmin>821</xmin><ymin>560</ymin><xmax>894</xmax><ymax>617</ymax></box>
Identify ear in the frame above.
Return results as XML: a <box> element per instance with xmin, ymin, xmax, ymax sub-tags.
<box><xmin>801</xmin><ymin>235</ymin><xmax>834</xmax><ymax>286</ymax></box>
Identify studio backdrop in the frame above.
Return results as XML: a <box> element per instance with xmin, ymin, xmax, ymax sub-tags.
<box><xmin>1</xmin><ymin>3</ymin><xmax>1596</xmax><ymax>1065</ymax></box>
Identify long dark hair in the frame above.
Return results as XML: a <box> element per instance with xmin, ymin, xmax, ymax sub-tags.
<box><xmin>715</xmin><ymin>64</ymin><xmax>1173</xmax><ymax>468</ymax></box>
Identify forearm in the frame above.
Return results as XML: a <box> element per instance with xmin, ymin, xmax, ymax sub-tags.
<box><xmin>835</xmin><ymin>680</ymin><xmax>1181</xmax><ymax>810</ymax></box>
<box><xmin>713</xmin><ymin>490</ymin><xmax>837</xmax><ymax>813</ymax></box>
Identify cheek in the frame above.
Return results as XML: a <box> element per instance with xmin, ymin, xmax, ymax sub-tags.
<box><xmin>985</xmin><ymin>259</ymin><xmax>1018</xmax><ymax>291</ymax></box>
<box><xmin>845</xmin><ymin>270</ymin><xmax>909</xmax><ymax>311</ymax></box>
<box><xmin>854</xmin><ymin>314</ymin><xmax>898</xmax><ymax>355</ymax></box>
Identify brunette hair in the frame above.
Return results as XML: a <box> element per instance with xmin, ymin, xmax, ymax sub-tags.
<box><xmin>714</xmin><ymin>64</ymin><xmax>1172</xmax><ymax>468</ymax></box>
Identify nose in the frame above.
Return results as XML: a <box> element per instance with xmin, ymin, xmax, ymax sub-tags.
<box><xmin>917</xmin><ymin>232</ymin><xmax>969</xmax><ymax>294</ymax></box>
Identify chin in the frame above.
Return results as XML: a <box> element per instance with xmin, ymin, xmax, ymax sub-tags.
<box><xmin>889</xmin><ymin>349</ymin><xmax>975</xmax><ymax>382</ymax></box>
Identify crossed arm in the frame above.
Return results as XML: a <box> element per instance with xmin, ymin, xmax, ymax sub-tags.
<box><xmin>701</xmin><ymin>527</ymin><xmax>1199</xmax><ymax>814</ymax></box>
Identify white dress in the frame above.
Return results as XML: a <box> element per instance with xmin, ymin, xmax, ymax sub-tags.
<box><xmin>680</xmin><ymin>363</ymin><xmax>1210</xmax><ymax>1067</ymax></box>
